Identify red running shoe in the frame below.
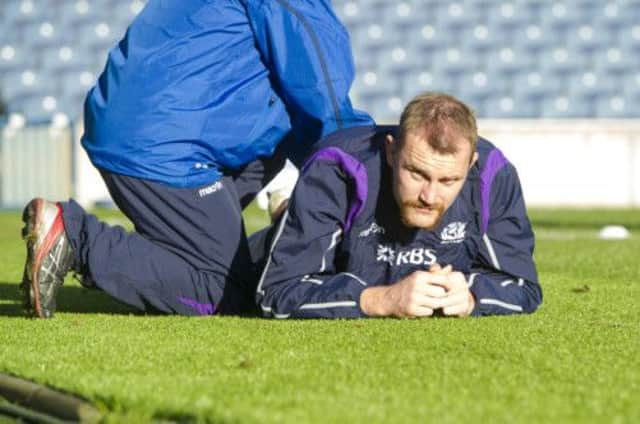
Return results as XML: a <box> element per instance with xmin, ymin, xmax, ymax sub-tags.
<box><xmin>20</xmin><ymin>198</ymin><xmax>74</xmax><ymax>318</ymax></box>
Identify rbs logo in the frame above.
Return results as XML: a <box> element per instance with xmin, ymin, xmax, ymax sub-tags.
<box><xmin>376</xmin><ymin>244</ymin><xmax>437</xmax><ymax>266</ymax></box>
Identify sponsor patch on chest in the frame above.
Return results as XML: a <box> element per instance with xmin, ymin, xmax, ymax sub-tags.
<box><xmin>376</xmin><ymin>244</ymin><xmax>437</xmax><ymax>266</ymax></box>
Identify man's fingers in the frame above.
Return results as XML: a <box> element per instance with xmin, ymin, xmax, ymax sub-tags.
<box><xmin>442</xmin><ymin>303</ymin><xmax>467</xmax><ymax>316</ymax></box>
<box><xmin>407</xmin><ymin>270</ymin><xmax>447</xmax><ymax>287</ymax></box>
<box><xmin>407</xmin><ymin>305</ymin><xmax>434</xmax><ymax>317</ymax></box>
<box><xmin>423</xmin><ymin>284</ymin><xmax>447</xmax><ymax>298</ymax></box>
<box><xmin>420</xmin><ymin>273</ymin><xmax>451</xmax><ymax>287</ymax></box>
<box><xmin>432</xmin><ymin>271</ymin><xmax>468</xmax><ymax>292</ymax></box>
<box><xmin>438</xmin><ymin>290</ymin><xmax>468</xmax><ymax>309</ymax></box>
<box><xmin>411</xmin><ymin>292</ymin><xmax>447</xmax><ymax>310</ymax></box>
<box><xmin>428</xmin><ymin>264</ymin><xmax>452</xmax><ymax>274</ymax></box>
<box><xmin>440</xmin><ymin>290</ymin><xmax>475</xmax><ymax>316</ymax></box>
<box><xmin>400</xmin><ymin>270</ymin><xmax>471</xmax><ymax>318</ymax></box>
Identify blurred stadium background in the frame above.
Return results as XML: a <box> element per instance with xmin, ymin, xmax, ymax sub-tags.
<box><xmin>1</xmin><ymin>0</ymin><xmax>639</xmax><ymax>209</ymax></box>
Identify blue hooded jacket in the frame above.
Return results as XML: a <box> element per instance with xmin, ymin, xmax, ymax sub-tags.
<box><xmin>82</xmin><ymin>0</ymin><xmax>373</xmax><ymax>187</ymax></box>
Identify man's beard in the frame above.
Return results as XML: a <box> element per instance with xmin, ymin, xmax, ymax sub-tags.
<box><xmin>399</xmin><ymin>200</ymin><xmax>446</xmax><ymax>230</ymax></box>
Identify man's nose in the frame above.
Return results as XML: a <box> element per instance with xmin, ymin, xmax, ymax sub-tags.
<box><xmin>419</xmin><ymin>182</ymin><xmax>438</xmax><ymax>205</ymax></box>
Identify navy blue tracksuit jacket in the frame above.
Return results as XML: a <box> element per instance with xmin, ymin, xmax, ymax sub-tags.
<box><xmin>256</xmin><ymin>126</ymin><xmax>542</xmax><ymax>318</ymax></box>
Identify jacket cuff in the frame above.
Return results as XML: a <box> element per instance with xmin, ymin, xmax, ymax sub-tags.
<box><xmin>466</xmin><ymin>273</ymin><xmax>493</xmax><ymax>317</ymax></box>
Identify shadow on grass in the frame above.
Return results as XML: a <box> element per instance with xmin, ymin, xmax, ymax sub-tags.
<box><xmin>0</xmin><ymin>281</ymin><xmax>139</xmax><ymax>317</ymax></box>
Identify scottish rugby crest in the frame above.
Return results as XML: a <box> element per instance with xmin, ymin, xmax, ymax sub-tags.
<box><xmin>440</xmin><ymin>221</ymin><xmax>467</xmax><ymax>244</ymax></box>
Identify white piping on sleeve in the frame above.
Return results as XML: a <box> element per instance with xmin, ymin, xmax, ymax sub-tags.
<box><xmin>256</xmin><ymin>210</ymin><xmax>290</xmax><ymax>295</ymax></box>
<box><xmin>483</xmin><ymin>233</ymin><xmax>502</xmax><ymax>270</ymax></box>
<box><xmin>299</xmin><ymin>301</ymin><xmax>357</xmax><ymax>310</ymax></box>
<box><xmin>320</xmin><ymin>228</ymin><xmax>342</xmax><ymax>273</ymax></box>
<box><xmin>500</xmin><ymin>279</ymin><xmax>514</xmax><ymax>287</ymax></box>
<box><xmin>261</xmin><ymin>304</ymin><xmax>291</xmax><ymax>319</ymax></box>
<box><xmin>339</xmin><ymin>272</ymin><xmax>367</xmax><ymax>287</ymax></box>
<box><xmin>467</xmin><ymin>273</ymin><xmax>478</xmax><ymax>288</ymax></box>
<box><xmin>479</xmin><ymin>298</ymin><xmax>523</xmax><ymax>312</ymax></box>
<box><xmin>301</xmin><ymin>275</ymin><xmax>324</xmax><ymax>285</ymax></box>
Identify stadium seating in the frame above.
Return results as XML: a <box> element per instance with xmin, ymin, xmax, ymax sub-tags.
<box><xmin>485</xmin><ymin>94</ymin><xmax>539</xmax><ymax>118</ymax></box>
<box><xmin>623</xmin><ymin>72</ymin><xmax>640</xmax><ymax>100</ymax></box>
<box><xmin>0</xmin><ymin>0</ymin><xmax>139</xmax><ymax>121</ymax></box>
<box><xmin>459</xmin><ymin>24</ymin><xmax>502</xmax><ymax>53</ymax></box>
<box><xmin>513</xmin><ymin>70</ymin><xmax>563</xmax><ymax>104</ymax></box>
<box><xmin>0</xmin><ymin>0</ymin><xmax>638</xmax><ymax>122</ymax></box>
<box><xmin>400</xmin><ymin>69</ymin><xmax>456</xmax><ymax>101</ymax></box>
<box><xmin>595</xmin><ymin>94</ymin><xmax>638</xmax><ymax>118</ymax></box>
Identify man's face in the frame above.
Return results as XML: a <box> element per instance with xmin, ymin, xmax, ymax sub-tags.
<box><xmin>385</xmin><ymin>130</ymin><xmax>477</xmax><ymax>230</ymax></box>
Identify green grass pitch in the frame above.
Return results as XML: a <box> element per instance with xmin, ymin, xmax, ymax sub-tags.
<box><xmin>0</xmin><ymin>206</ymin><xmax>639</xmax><ymax>422</ymax></box>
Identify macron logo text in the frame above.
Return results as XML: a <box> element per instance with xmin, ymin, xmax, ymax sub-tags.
<box><xmin>198</xmin><ymin>181</ymin><xmax>223</xmax><ymax>198</ymax></box>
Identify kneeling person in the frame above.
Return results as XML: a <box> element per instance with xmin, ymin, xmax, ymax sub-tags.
<box><xmin>256</xmin><ymin>92</ymin><xmax>542</xmax><ymax>318</ymax></box>
<box><xmin>19</xmin><ymin>0</ymin><xmax>372</xmax><ymax>318</ymax></box>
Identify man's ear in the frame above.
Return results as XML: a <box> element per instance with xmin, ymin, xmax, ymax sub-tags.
<box><xmin>469</xmin><ymin>151</ymin><xmax>479</xmax><ymax>170</ymax></box>
<box><xmin>385</xmin><ymin>134</ymin><xmax>396</xmax><ymax>167</ymax></box>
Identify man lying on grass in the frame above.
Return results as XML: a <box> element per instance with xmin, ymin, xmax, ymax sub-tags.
<box><xmin>253</xmin><ymin>92</ymin><xmax>542</xmax><ymax>318</ymax></box>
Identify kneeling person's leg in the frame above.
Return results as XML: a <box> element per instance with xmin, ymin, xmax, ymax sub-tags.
<box><xmin>62</xmin><ymin>173</ymin><xmax>254</xmax><ymax>315</ymax></box>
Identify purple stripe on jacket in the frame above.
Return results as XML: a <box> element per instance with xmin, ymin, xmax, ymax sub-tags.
<box><xmin>178</xmin><ymin>297</ymin><xmax>217</xmax><ymax>315</ymax></box>
<box><xmin>302</xmin><ymin>147</ymin><xmax>368</xmax><ymax>233</ymax></box>
<box><xmin>480</xmin><ymin>148</ymin><xmax>508</xmax><ymax>233</ymax></box>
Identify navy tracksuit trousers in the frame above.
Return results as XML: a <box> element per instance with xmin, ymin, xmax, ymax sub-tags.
<box><xmin>60</xmin><ymin>154</ymin><xmax>284</xmax><ymax>316</ymax></box>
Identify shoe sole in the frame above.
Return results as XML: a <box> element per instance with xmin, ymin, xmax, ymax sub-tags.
<box><xmin>21</xmin><ymin>199</ymin><xmax>64</xmax><ymax>318</ymax></box>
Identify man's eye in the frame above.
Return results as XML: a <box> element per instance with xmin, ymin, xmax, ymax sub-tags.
<box><xmin>410</xmin><ymin>170</ymin><xmax>424</xmax><ymax>181</ymax></box>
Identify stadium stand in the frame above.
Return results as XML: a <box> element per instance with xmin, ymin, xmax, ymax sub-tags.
<box><xmin>336</xmin><ymin>0</ymin><xmax>640</xmax><ymax>120</ymax></box>
<box><xmin>0</xmin><ymin>0</ymin><xmax>639</xmax><ymax>122</ymax></box>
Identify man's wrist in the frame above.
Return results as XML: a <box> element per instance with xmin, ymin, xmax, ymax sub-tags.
<box><xmin>360</xmin><ymin>286</ymin><xmax>391</xmax><ymax>317</ymax></box>
<box><xmin>466</xmin><ymin>292</ymin><xmax>476</xmax><ymax>316</ymax></box>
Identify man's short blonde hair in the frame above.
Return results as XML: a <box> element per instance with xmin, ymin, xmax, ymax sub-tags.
<box><xmin>398</xmin><ymin>92</ymin><xmax>478</xmax><ymax>155</ymax></box>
